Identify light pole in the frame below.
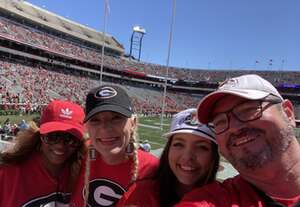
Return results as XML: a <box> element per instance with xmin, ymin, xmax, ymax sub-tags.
<box><xmin>129</xmin><ymin>26</ymin><xmax>146</xmax><ymax>61</ymax></box>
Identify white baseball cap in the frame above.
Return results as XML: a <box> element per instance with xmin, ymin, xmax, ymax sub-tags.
<box><xmin>197</xmin><ymin>74</ymin><xmax>283</xmax><ymax>124</ymax></box>
<box><xmin>163</xmin><ymin>108</ymin><xmax>216</xmax><ymax>144</ymax></box>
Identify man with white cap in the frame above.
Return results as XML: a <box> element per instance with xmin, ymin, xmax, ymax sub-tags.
<box><xmin>176</xmin><ymin>74</ymin><xmax>300</xmax><ymax>207</ymax></box>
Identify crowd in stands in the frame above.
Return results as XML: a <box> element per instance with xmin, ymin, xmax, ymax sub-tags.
<box><xmin>1</xmin><ymin>16</ymin><xmax>300</xmax><ymax>85</ymax></box>
<box><xmin>0</xmin><ymin>16</ymin><xmax>299</xmax><ymax>119</ymax></box>
<box><xmin>0</xmin><ymin>57</ymin><xmax>201</xmax><ymax>115</ymax></box>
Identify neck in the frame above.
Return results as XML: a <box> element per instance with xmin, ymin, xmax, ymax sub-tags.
<box><xmin>41</xmin><ymin>158</ymin><xmax>65</xmax><ymax>178</ymax></box>
<box><xmin>241</xmin><ymin>141</ymin><xmax>300</xmax><ymax>198</ymax></box>
<box><xmin>101</xmin><ymin>153</ymin><xmax>129</xmax><ymax>165</ymax></box>
<box><xmin>175</xmin><ymin>182</ymin><xmax>194</xmax><ymax>198</ymax></box>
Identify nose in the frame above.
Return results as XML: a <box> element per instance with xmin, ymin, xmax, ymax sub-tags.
<box><xmin>181</xmin><ymin>148</ymin><xmax>196</xmax><ymax>162</ymax></box>
<box><xmin>52</xmin><ymin>140</ymin><xmax>67</xmax><ymax>149</ymax></box>
<box><xmin>226</xmin><ymin>113</ymin><xmax>244</xmax><ymax>134</ymax></box>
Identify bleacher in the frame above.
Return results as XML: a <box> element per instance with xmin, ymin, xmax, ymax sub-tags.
<box><xmin>0</xmin><ymin>0</ymin><xmax>299</xmax><ymax>119</ymax></box>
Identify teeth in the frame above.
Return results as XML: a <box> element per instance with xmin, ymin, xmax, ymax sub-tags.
<box><xmin>53</xmin><ymin>150</ymin><xmax>64</xmax><ymax>155</ymax></box>
<box><xmin>180</xmin><ymin>165</ymin><xmax>195</xmax><ymax>171</ymax></box>
<box><xmin>98</xmin><ymin>137</ymin><xmax>117</xmax><ymax>142</ymax></box>
<box><xmin>233</xmin><ymin>137</ymin><xmax>254</xmax><ymax>146</ymax></box>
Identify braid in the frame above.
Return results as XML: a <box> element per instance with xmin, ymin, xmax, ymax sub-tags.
<box><xmin>131</xmin><ymin>130</ymin><xmax>139</xmax><ymax>183</ymax></box>
<box><xmin>129</xmin><ymin>115</ymin><xmax>139</xmax><ymax>184</ymax></box>
<box><xmin>83</xmin><ymin>146</ymin><xmax>93</xmax><ymax>206</ymax></box>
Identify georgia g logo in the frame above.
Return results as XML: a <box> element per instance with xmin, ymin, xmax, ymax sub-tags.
<box><xmin>22</xmin><ymin>192</ymin><xmax>70</xmax><ymax>207</ymax></box>
<box><xmin>84</xmin><ymin>179</ymin><xmax>125</xmax><ymax>207</ymax></box>
<box><xmin>95</xmin><ymin>87</ymin><xmax>117</xmax><ymax>99</ymax></box>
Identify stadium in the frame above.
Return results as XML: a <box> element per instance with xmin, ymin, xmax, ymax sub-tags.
<box><xmin>0</xmin><ymin>0</ymin><xmax>299</xmax><ymax>182</ymax></box>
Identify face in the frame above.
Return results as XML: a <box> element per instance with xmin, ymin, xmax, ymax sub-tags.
<box><xmin>40</xmin><ymin>132</ymin><xmax>79</xmax><ymax>168</ymax></box>
<box><xmin>212</xmin><ymin>95</ymin><xmax>295</xmax><ymax>172</ymax></box>
<box><xmin>168</xmin><ymin>133</ymin><xmax>214</xmax><ymax>189</ymax></box>
<box><xmin>85</xmin><ymin>111</ymin><xmax>136</xmax><ymax>163</ymax></box>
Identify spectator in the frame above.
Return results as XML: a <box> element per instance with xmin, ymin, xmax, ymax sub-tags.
<box><xmin>0</xmin><ymin>100</ymin><xmax>85</xmax><ymax>206</ymax></box>
<box><xmin>176</xmin><ymin>74</ymin><xmax>300</xmax><ymax>207</ymax></box>
<box><xmin>70</xmin><ymin>85</ymin><xmax>158</xmax><ymax>207</ymax></box>
<box><xmin>140</xmin><ymin>139</ymin><xmax>151</xmax><ymax>152</ymax></box>
<box><xmin>117</xmin><ymin>108</ymin><xmax>219</xmax><ymax>207</ymax></box>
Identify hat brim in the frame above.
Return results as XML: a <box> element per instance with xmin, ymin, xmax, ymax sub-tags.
<box><xmin>84</xmin><ymin>104</ymin><xmax>133</xmax><ymax>122</ymax></box>
<box><xmin>40</xmin><ymin>122</ymin><xmax>84</xmax><ymax>140</ymax></box>
<box><xmin>197</xmin><ymin>89</ymin><xmax>270</xmax><ymax>124</ymax></box>
<box><xmin>163</xmin><ymin>129</ymin><xmax>217</xmax><ymax>144</ymax></box>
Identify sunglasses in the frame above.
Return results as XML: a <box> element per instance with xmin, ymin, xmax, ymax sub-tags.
<box><xmin>41</xmin><ymin>132</ymin><xmax>81</xmax><ymax>148</ymax></box>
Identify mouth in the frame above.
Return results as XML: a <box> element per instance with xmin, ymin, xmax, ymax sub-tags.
<box><xmin>96</xmin><ymin>137</ymin><xmax>118</xmax><ymax>145</ymax></box>
<box><xmin>229</xmin><ymin>128</ymin><xmax>263</xmax><ymax>147</ymax></box>
<box><xmin>178</xmin><ymin>164</ymin><xmax>197</xmax><ymax>173</ymax></box>
<box><xmin>232</xmin><ymin>136</ymin><xmax>255</xmax><ymax>147</ymax></box>
<box><xmin>52</xmin><ymin>150</ymin><xmax>65</xmax><ymax>156</ymax></box>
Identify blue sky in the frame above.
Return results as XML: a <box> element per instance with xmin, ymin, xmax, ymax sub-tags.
<box><xmin>26</xmin><ymin>0</ymin><xmax>299</xmax><ymax>71</ymax></box>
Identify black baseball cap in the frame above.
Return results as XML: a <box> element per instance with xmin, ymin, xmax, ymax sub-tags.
<box><xmin>84</xmin><ymin>85</ymin><xmax>134</xmax><ymax>122</ymax></box>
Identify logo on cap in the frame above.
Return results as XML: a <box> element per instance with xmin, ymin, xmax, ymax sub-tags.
<box><xmin>95</xmin><ymin>87</ymin><xmax>117</xmax><ymax>99</ymax></box>
<box><xmin>219</xmin><ymin>78</ymin><xmax>238</xmax><ymax>89</ymax></box>
<box><xmin>59</xmin><ymin>108</ymin><xmax>73</xmax><ymax>119</ymax></box>
<box><xmin>183</xmin><ymin>110</ymin><xmax>198</xmax><ymax>126</ymax></box>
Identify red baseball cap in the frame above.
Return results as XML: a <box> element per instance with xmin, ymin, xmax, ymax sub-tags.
<box><xmin>40</xmin><ymin>100</ymin><xmax>84</xmax><ymax>140</ymax></box>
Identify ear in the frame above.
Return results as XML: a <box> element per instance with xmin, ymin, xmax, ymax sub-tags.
<box><xmin>130</xmin><ymin>115</ymin><xmax>137</xmax><ymax>129</ymax></box>
<box><xmin>281</xmin><ymin>99</ymin><xmax>296</xmax><ymax>127</ymax></box>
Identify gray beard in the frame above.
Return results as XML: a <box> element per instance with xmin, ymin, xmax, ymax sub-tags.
<box><xmin>228</xmin><ymin>124</ymin><xmax>295</xmax><ymax>171</ymax></box>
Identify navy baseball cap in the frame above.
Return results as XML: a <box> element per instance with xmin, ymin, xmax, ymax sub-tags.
<box><xmin>84</xmin><ymin>85</ymin><xmax>134</xmax><ymax>122</ymax></box>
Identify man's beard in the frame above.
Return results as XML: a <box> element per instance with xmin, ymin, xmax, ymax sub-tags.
<box><xmin>227</xmin><ymin>124</ymin><xmax>295</xmax><ymax>171</ymax></box>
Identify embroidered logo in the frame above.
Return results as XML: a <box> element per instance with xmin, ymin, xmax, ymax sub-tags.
<box><xmin>219</xmin><ymin>78</ymin><xmax>238</xmax><ymax>90</ymax></box>
<box><xmin>59</xmin><ymin>108</ymin><xmax>73</xmax><ymax>119</ymax></box>
<box><xmin>183</xmin><ymin>110</ymin><xmax>199</xmax><ymax>126</ymax></box>
<box><xmin>95</xmin><ymin>87</ymin><xmax>117</xmax><ymax>99</ymax></box>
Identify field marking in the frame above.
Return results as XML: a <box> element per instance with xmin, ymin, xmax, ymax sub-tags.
<box><xmin>138</xmin><ymin>123</ymin><xmax>162</xmax><ymax>129</ymax></box>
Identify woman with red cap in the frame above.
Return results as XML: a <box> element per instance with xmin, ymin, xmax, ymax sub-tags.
<box><xmin>0</xmin><ymin>100</ymin><xmax>85</xmax><ymax>206</ymax></box>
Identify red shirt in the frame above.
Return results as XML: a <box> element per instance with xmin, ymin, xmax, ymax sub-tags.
<box><xmin>0</xmin><ymin>152</ymin><xmax>71</xmax><ymax>206</ymax></box>
<box><xmin>70</xmin><ymin>149</ymin><xmax>158</xmax><ymax>207</ymax></box>
<box><xmin>175</xmin><ymin>175</ymin><xmax>300</xmax><ymax>207</ymax></box>
<box><xmin>117</xmin><ymin>179</ymin><xmax>160</xmax><ymax>207</ymax></box>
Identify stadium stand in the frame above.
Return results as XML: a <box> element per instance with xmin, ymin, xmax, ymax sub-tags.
<box><xmin>0</xmin><ymin>0</ymin><xmax>299</xmax><ymax>119</ymax></box>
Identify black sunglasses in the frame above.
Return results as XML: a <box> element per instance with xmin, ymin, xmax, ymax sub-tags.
<box><xmin>41</xmin><ymin>132</ymin><xmax>81</xmax><ymax>148</ymax></box>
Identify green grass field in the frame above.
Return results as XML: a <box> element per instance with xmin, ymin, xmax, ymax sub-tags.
<box><xmin>1</xmin><ymin>114</ymin><xmax>300</xmax><ymax>150</ymax></box>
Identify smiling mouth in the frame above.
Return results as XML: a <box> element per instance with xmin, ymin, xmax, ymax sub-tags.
<box><xmin>52</xmin><ymin>150</ymin><xmax>65</xmax><ymax>156</ymax></box>
<box><xmin>178</xmin><ymin>164</ymin><xmax>197</xmax><ymax>172</ymax></box>
<box><xmin>96</xmin><ymin>137</ymin><xmax>118</xmax><ymax>145</ymax></box>
<box><xmin>233</xmin><ymin>136</ymin><xmax>255</xmax><ymax>147</ymax></box>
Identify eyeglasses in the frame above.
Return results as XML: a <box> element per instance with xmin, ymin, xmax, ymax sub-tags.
<box><xmin>212</xmin><ymin>98</ymin><xmax>282</xmax><ymax>135</ymax></box>
<box><xmin>41</xmin><ymin>132</ymin><xmax>81</xmax><ymax>147</ymax></box>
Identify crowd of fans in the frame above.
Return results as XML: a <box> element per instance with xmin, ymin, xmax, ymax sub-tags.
<box><xmin>0</xmin><ymin>57</ymin><xmax>201</xmax><ymax>115</ymax></box>
<box><xmin>0</xmin><ymin>16</ymin><xmax>299</xmax><ymax>118</ymax></box>
<box><xmin>1</xmin><ymin>16</ymin><xmax>300</xmax><ymax>85</ymax></box>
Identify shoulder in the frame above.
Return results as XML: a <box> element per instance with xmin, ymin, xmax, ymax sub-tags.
<box><xmin>137</xmin><ymin>149</ymin><xmax>158</xmax><ymax>163</ymax></box>
<box><xmin>178</xmin><ymin>176</ymin><xmax>264</xmax><ymax>207</ymax></box>
<box><xmin>137</xmin><ymin>150</ymin><xmax>159</xmax><ymax>176</ymax></box>
<box><xmin>117</xmin><ymin>179</ymin><xmax>159</xmax><ymax>207</ymax></box>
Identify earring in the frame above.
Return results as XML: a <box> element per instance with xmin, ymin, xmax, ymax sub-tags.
<box><xmin>126</xmin><ymin>140</ymin><xmax>135</xmax><ymax>154</ymax></box>
<box><xmin>88</xmin><ymin>145</ymin><xmax>97</xmax><ymax>160</ymax></box>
